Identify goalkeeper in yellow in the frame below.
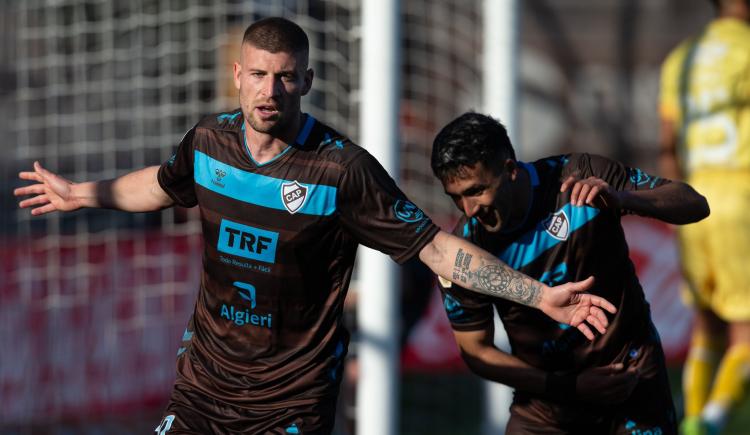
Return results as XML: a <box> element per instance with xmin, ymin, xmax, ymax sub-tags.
<box><xmin>659</xmin><ymin>0</ymin><xmax>750</xmax><ymax>433</ymax></box>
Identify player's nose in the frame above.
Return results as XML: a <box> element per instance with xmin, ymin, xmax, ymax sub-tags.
<box><xmin>259</xmin><ymin>76</ymin><xmax>278</xmax><ymax>98</ymax></box>
<box><xmin>461</xmin><ymin>198</ymin><xmax>479</xmax><ymax>218</ymax></box>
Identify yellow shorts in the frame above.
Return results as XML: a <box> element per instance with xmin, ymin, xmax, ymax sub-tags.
<box><xmin>679</xmin><ymin>170</ymin><xmax>750</xmax><ymax>321</ymax></box>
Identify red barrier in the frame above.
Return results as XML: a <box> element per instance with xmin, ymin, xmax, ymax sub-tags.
<box><xmin>1</xmin><ymin>217</ymin><xmax>690</xmax><ymax>422</ymax></box>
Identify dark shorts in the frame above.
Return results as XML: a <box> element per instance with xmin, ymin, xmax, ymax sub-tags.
<box><xmin>154</xmin><ymin>383</ymin><xmax>337</xmax><ymax>435</ymax></box>
<box><xmin>506</xmin><ymin>339</ymin><xmax>677</xmax><ymax>435</ymax></box>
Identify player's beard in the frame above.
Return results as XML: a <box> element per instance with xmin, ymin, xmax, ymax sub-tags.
<box><xmin>245</xmin><ymin>106</ymin><xmax>290</xmax><ymax>136</ymax></box>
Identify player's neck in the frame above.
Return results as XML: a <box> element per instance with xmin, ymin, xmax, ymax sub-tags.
<box><xmin>243</xmin><ymin>114</ymin><xmax>303</xmax><ymax>164</ymax></box>
<box><xmin>512</xmin><ymin>166</ymin><xmax>532</xmax><ymax>222</ymax></box>
<box><xmin>718</xmin><ymin>4</ymin><xmax>749</xmax><ymax>21</ymax></box>
<box><xmin>501</xmin><ymin>166</ymin><xmax>532</xmax><ymax>233</ymax></box>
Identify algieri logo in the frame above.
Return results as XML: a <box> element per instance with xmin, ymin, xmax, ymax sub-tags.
<box><xmin>233</xmin><ymin>281</ymin><xmax>257</xmax><ymax>308</ymax></box>
<box><xmin>219</xmin><ymin>281</ymin><xmax>273</xmax><ymax>329</ymax></box>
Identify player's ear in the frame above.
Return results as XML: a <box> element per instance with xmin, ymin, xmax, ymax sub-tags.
<box><xmin>504</xmin><ymin>159</ymin><xmax>518</xmax><ymax>181</ymax></box>
<box><xmin>233</xmin><ymin>62</ymin><xmax>242</xmax><ymax>91</ymax></box>
<box><xmin>301</xmin><ymin>68</ymin><xmax>314</xmax><ymax>96</ymax></box>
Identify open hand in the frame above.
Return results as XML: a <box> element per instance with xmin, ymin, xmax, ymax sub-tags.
<box><xmin>539</xmin><ymin>276</ymin><xmax>617</xmax><ymax>340</ymax></box>
<box><xmin>14</xmin><ymin>161</ymin><xmax>82</xmax><ymax>215</ymax></box>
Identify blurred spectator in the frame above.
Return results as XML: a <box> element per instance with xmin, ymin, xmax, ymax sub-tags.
<box><xmin>659</xmin><ymin>1</ymin><xmax>750</xmax><ymax>433</ymax></box>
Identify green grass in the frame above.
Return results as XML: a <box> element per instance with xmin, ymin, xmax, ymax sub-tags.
<box><xmin>667</xmin><ymin>365</ymin><xmax>750</xmax><ymax>435</ymax></box>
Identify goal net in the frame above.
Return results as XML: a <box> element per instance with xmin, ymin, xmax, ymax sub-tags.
<box><xmin>4</xmin><ymin>0</ymin><xmax>482</xmax><ymax>431</ymax></box>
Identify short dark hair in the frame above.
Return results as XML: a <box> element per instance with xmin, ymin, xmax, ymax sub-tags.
<box><xmin>431</xmin><ymin>112</ymin><xmax>516</xmax><ymax>181</ymax></box>
<box><xmin>242</xmin><ymin>17</ymin><xmax>309</xmax><ymax>56</ymax></box>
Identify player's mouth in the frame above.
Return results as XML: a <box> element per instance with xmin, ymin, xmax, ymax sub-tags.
<box><xmin>255</xmin><ymin>104</ymin><xmax>280</xmax><ymax>120</ymax></box>
<box><xmin>476</xmin><ymin>208</ymin><xmax>502</xmax><ymax>233</ymax></box>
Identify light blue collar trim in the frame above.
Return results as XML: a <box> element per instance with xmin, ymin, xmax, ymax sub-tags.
<box><xmin>241</xmin><ymin>122</ymin><xmax>293</xmax><ymax>167</ymax></box>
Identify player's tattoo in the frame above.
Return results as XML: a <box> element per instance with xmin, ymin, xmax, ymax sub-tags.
<box><xmin>452</xmin><ymin>248</ymin><xmax>472</xmax><ymax>283</ymax></box>
<box><xmin>475</xmin><ymin>264</ymin><xmax>510</xmax><ymax>294</ymax></box>
<box><xmin>454</xmin><ymin>249</ymin><xmax>465</xmax><ymax>268</ymax></box>
<box><xmin>474</xmin><ymin>263</ymin><xmax>542</xmax><ymax>306</ymax></box>
<box><xmin>450</xmin><ymin>249</ymin><xmax>542</xmax><ymax>306</ymax></box>
<box><xmin>462</xmin><ymin>252</ymin><xmax>472</xmax><ymax>269</ymax></box>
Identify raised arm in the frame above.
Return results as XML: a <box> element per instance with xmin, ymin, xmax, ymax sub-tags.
<box><xmin>15</xmin><ymin>161</ymin><xmax>173</xmax><ymax>215</ymax></box>
<box><xmin>561</xmin><ymin>169</ymin><xmax>709</xmax><ymax>225</ymax></box>
<box><xmin>419</xmin><ymin>231</ymin><xmax>616</xmax><ymax>339</ymax></box>
<box><xmin>454</xmin><ymin>326</ymin><xmax>638</xmax><ymax>403</ymax></box>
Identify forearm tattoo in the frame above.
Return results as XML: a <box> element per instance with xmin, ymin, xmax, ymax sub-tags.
<box><xmin>453</xmin><ymin>249</ymin><xmax>542</xmax><ymax>307</ymax></box>
<box><xmin>452</xmin><ymin>249</ymin><xmax>473</xmax><ymax>284</ymax></box>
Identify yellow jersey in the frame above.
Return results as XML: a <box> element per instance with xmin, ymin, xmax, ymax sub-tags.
<box><xmin>660</xmin><ymin>18</ymin><xmax>750</xmax><ymax>175</ymax></box>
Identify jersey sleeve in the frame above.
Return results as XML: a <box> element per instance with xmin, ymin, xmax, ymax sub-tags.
<box><xmin>157</xmin><ymin>126</ymin><xmax>198</xmax><ymax>207</ymax></box>
<box><xmin>573</xmin><ymin>153</ymin><xmax>671</xmax><ymax>215</ymax></box>
<box><xmin>580</xmin><ymin>153</ymin><xmax>670</xmax><ymax>191</ymax></box>
<box><xmin>337</xmin><ymin>151</ymin><xmax>440</xmax><ymax>264</ymax></box>
<box><xmin>438</xmin><ymin>279</ymin><xmax>495</xmax><ymax>332</ymax></box>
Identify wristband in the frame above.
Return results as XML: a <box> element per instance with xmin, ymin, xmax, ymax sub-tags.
<box><xmin>544</xmin><ymin>372</ymin><xmax>577</xmax><ymax>399</ymax></box>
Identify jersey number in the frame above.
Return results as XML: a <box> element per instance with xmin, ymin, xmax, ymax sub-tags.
<box><xmin>155</xmin><ymin>415</ymin><xmax>175</xmax><ymax>435</ymax></box>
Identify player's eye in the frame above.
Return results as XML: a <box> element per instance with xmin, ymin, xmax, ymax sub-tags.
<box><xmin>465</xmin><ymin>187</ymin><xmax>484</xmax><ymax>197</ymax></box>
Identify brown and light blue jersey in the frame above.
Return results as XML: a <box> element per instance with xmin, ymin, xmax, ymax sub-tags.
<box><xmin>158</xmin><ymin>109</ymin><xmax>439</xmax><ymax>414</ymax></box>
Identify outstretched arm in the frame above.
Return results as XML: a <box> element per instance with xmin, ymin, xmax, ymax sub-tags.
<box><xmin>454</xmin><ymin>327</ymin><xmax>639</xmax><ymax>403</ymax></box>
<box><xmin>15</xmin><ymin>161</ymin><xmax>173</xmax><ymax>215</ymax></box>
<box><xmin>419</xmin><ymin>231</ymin><xmax>616</xmax><ymax>339</ymax></box>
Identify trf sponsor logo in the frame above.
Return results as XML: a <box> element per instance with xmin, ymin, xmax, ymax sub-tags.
<box><xmin>281</xmin><ymin>180</ymin><xmax>308</xmax><ymax>214</ymax></box>
<box><xmin>217</xmin><ymin>219</ymin><xmax>278</xmax><ymax>263</ymax></box>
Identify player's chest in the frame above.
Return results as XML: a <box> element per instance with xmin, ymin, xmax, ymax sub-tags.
<box><xmin>488</xmin><ymin>203</ymin><xmax>604</xmax><ymax>283</ymax></box>
<box><xmin>193</xmin><ymin>150</ymin><xmax>344</xmax><ymax>254</ymax></box>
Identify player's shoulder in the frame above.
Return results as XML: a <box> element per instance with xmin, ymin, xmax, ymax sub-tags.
<box><xmin>661</xmin><ymin>33</ymin><xmax>702</xmax><ymax>75</ymax></box>
<box><xmin>534</xmin><ymin>153</ymin><xmax>614</xmax><ymax>178</ymax></box>
<box><xmin>530</xmin><ymin>154</ymin><xmax>574</xmax><ymax>169</ymax></box>
<box><xmin>194</xmin><ymin>109</ymin><xmax>244</xmax><ymax>132</ymax></box>
<box><xmin>709</xmin><ymin>18</ymin><xmax>750</xmax><ymax>44</ymax></box>
<box><xmin>528</xmin><ymin>153</ymin><xmax>584</xmax><ymax>177</ymax></box>
<box><xmin>299</xmin><ymin>115</ymin><xmax>368</xmax><ymax>166</ymax></box>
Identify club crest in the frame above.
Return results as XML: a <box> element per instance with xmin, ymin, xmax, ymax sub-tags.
<box><xmin>544</xmin><ymin>210</ymin><xmax>570</xmax><ymax>241</ymax></box>
<box><xmin>281</xmin><ymin>180</ymin><xmax>308</xmax><ymax>214</ymax></box>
